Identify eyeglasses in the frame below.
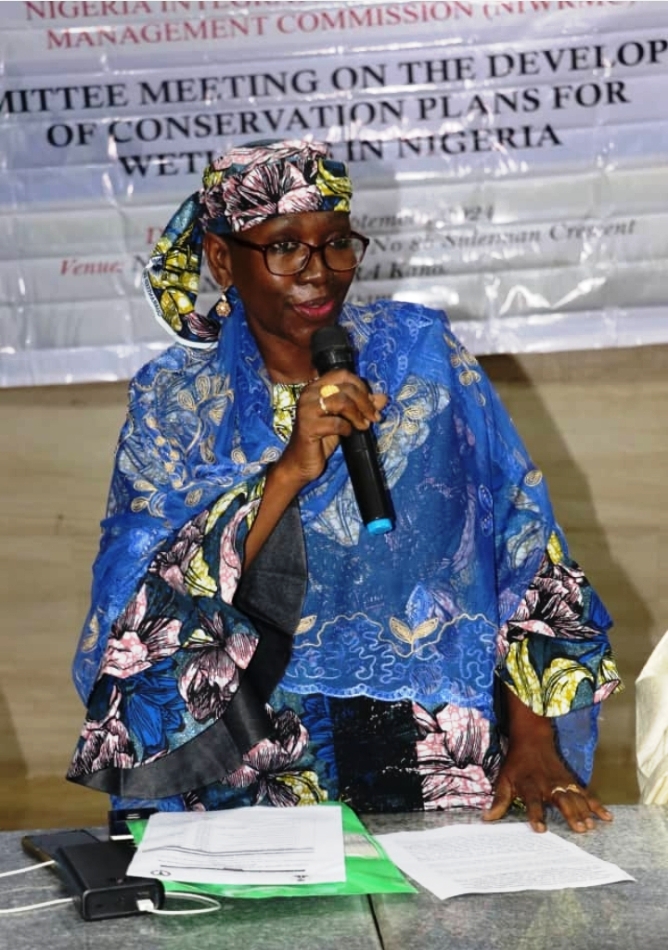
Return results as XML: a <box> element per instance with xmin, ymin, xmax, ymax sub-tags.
<box><xmin>224</xmin><ymin>231</ymin><xmax>370</xmax><ymax>276</ymax></box>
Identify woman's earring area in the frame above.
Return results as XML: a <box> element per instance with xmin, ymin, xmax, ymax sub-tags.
<box><xmin>215</xmin><ymin>290</ymin><xmax>231</xmax><ymax>318</ymax></box>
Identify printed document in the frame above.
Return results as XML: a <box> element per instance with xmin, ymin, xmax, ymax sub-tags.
<box><xmin>375</xmin><ymin>822</ymin><xmax>635</xmax><ymax>900</ymax></box>
<box><xmin>127</xmin><ymin>805</ymin><xmax>346</xmax><ymax>886</ymax></box>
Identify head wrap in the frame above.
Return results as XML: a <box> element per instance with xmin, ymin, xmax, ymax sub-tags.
<box><xmin>142</xmin><ymin>139</ymin><xmax>353</xmax><ymax>347</ymax></box>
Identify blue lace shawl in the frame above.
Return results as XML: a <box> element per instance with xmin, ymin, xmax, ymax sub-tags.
<box><xmin>72</xmin><ymin>298</ymin><xmax>576</xmax><ymax>724</ymax></box>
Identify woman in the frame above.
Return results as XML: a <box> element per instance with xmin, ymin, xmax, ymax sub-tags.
<box><xmin>68</xmin><ymin>140</ymin><xmax>621</xmax><ymax>833</ymax></box>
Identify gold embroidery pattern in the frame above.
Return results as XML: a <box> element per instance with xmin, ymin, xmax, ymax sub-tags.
<box><xmin>120</xmin><ymin>358</ymin><xmax>235</xmax><ymax>519</ymax></box>
<box><xmin>524</xmin><ymin>469</ymin><xmax>544</xmax><ymax>488</ymax></box>
<box><xmin>445</xmin><ymin>332</ymin><xmax>482</xmax><ymax>388</ymax></box>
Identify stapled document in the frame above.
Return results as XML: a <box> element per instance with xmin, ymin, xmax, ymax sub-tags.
<box><xmin>126</xmin><ymin>805</ymin><xmax>346</xmax><ymax>886</ymax></box>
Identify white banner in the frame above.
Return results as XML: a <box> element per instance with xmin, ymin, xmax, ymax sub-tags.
<box><xmin>1</xmin><ymin>1</ymin><xmax>668</xmax><ymax>386</ymax></box>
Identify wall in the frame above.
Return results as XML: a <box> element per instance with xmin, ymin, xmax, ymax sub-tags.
<box><xmin>1</xmin><ymin>344</ymin><xmax>666</xmax><ymax>828</ymax></box>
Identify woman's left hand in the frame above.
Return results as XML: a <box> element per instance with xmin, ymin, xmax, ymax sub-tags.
<box><xmin>483</xmin><ymin>684</ymin><xmax>613</xmax><ymax>833</ymax></box>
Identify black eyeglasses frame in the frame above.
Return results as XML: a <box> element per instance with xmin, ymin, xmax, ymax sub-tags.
<box><xmin>223</xmin><ymin>231</ymin><xmax>370</xmax><ymax>276</ymax></box>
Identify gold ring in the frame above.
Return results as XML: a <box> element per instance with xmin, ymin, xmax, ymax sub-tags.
<box><xmin>551</xmin><ymin>785</ymin><xmax>569</xmax><ymax>798</ymax></box>
<box><xmin>318</xmin><ymin>395</ymin><xmax>330</xmax><ymax>414</ymax></box>
<box><xmin>320</xmin><ymin>384</ymin><xmax>340</xmax><ymax>399</ymax></box>
<box><xmin>566</xmin><ymin>783</ymin><xmax>583</xmax><ymax>794</ymax></box>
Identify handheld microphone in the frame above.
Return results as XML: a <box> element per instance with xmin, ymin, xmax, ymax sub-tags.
<box><xmin>310</xmin><ymin>325</ymin><xmax>394</xmax><ymax>535</ymax></box>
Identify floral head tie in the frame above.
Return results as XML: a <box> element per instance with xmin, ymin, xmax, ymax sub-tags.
<box><xmin>143</xmin><ymin>139</ymin><xmax>353</xmax><ymax>347</ymax></box>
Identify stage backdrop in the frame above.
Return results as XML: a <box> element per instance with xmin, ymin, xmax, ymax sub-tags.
<box><xmin>1</xmin><ymin>0</ymin><xmax>668</xmax><ymax>386</ymax></box>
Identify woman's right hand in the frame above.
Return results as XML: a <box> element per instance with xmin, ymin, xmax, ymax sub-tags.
<box><xmin>243</xmin><ymin>371</ymin><xmax>386</xmax><ymax>568</ymax></box>
<box><xmin>276</xmin><ymin>370</ymin><xmax>388</xmax><ymax>490</ymax></box>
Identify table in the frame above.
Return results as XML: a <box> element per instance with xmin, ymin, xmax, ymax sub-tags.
<box><xmin>0</xmin><ymin>827</ymin><xmax>382</xmax><ymax>950</ymax></box>
<box><xmin>365</xmin><ymin>805</ymin><xmax>668</xmax><ymax>950</ymax></box>
<box><xmin>2</xmin><ymin>806</ymin><xmax>666</xmax><ymax>949</ymax></box>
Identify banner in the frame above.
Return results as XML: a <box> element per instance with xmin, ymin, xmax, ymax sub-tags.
<box><xmin>1</xmin><ymin>1</ymin><xmax>668</xmax><ymax>386</ymax></box>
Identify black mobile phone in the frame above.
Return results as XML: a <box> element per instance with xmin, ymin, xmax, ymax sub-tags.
<box><xmin>21</xmin><ymin>829</ymin><xmax>101</xmax><ymax>865</ymax></box>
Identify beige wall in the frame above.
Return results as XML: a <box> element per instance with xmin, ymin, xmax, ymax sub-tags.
<box><xmin>486</xmin><ymin>345</ymin><xmax>668</xmax><ymax>804</ymax></box>
<box><xmin>1</xmin><ymin>343</ymin><xmax>666</xmax><ymax>825</ymax></box>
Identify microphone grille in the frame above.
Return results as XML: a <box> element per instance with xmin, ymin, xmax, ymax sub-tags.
<box><xmin>310</xmin><ymin>324</ymin><xmax>349</xmax><ymax>358</ymax></box>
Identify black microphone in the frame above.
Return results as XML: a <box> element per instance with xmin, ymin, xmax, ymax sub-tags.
<box><xmin>310</xmin><ymin>325</ymin><xmax>394</xmax><ymax>535</ymax></box>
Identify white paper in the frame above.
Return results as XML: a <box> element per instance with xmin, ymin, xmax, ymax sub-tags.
<box><xmin>126</xmin><ymin>806</ymin><xmax>346</xmax><ymax>887</ymax></box>
<box><xmin>375</xmin><ymin>823</ymin><xmax>635</xmax><ymax>901</ymax></box>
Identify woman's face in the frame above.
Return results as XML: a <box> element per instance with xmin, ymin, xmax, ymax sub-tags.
<box><xmin>206</xmin><ymin>211</ymin><xmax>357</xmax><ymax>369</ymax></box>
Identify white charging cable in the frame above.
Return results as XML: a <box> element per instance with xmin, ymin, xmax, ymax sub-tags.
<box><xmin>0</xmin><ymin>861</ymin><xmax>221</xmax><ymax>917</ymax></box>
<box><xmin>0</xmin><ymin>897</ymin><xmax>73</xmax><ymax>916</ymax></box>
<box><xmin>137</xmin><ymin>892</ymin><xmax>222</xmax><ymax>915</ymax></box>
<box><xmin>0</xmin><ymin>861</ymin><xmax>73</xmax><ymax>915</ymax></box>
<box><xmin>0</xmin><ymin>860</ymin><xmax>55</xmax><ymax>878</ymax></box>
